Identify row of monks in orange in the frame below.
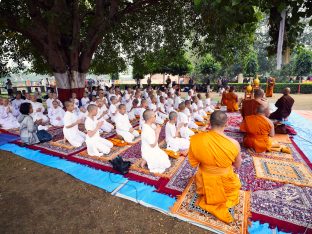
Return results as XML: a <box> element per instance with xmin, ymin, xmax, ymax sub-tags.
<box><xmin>190</xmin><ymin>87</ymin><xmax>294</xmax><ymax>224</ymax></box>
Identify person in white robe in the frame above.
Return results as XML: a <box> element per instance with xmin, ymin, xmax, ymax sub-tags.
<box><xmin>157</xmin><ymin>96</ymin><xmax>168</xmax><ymax>120</ymax></box>
<box><xmin>165</xmin><ymin>111</ymin><xmax>190</xmax><ymax>152</ymax></box>
<box><xmin>139</xmin><ymin>99</ymin><xmax>148</xmax><ymax>129</ymax></box>
<box><xmin>195</xmin><ymin>94</ymin><xmax>209</xmax><ymax>116</ymax></box>
<box><xmin>52</xmin><ymin>93</ymin><xmax>63</xmax><ymax>108</ymax></box>
<box><xmin>127</xmin><ymin>99</ymin><xmax>140</xmax><ymax>121</ymax></box>
<box><xmin>177</xmin><ymin>102</ymin><xmax>195</xmax><ymax>139</ymax></box>
<box><xmin>48</xmin><ymin>100</ymin><xmax>65</xmax><ymax>127</ymax></box>
<box><xmin>115</xmin><ymin>104</ymin><xmax>139</xmax><ymax>143</ymax></box>
<box><xmin>96</xmin><ymin>99</ymin><xmax>114</xmax><ymax>132</ymax></box>
<box><xmin>85</xmin><ymin>104</ymin><xmax>113</xmax><ymax>156</ymax></box>
<box><xmin>11</xmin><ymin>93</ymin><xmax>24</xmax><ymax>117</ymax></box>
<box><xmin>191</xmin><ymin>97</ymin><xmax>205</xmax><ymax>121</ymax></box>
<box><xmin>174</xmin><ymin>91</ymin><xmax>182</xmax><ymax>110</ymax></box>
<box><xmin>29</xmin><ymin>95</ymin><xmax>49</xmax><ymax>129</ymax></box>
<box><xmin>72</xmin><ymin>93</ymin><xmax>80</xmax><ymax>109</ymax></box>
<box><xmin>81</xmin><ymin>92</ymin><xmax>90</xmax><ymax>108</ymax></box>
<box><xmin>185</xmin><ymin>90</ymin><xmax>192</xmax><ymax>101</ymax></box>
<box><xmin>204</xmin><ymin>92</ymin><xmax>214</xmax><ymax>113</ymax></box>
<box><xmin>63</xmin><ymin>101</ymin><xmax>86</xmax><ymax>147</ymax></box>
<box><xmin>140</xmin><ymin>110</ymin><xmax>171</xmax><ymax>173</ymax></box>
<box><xmin>0</xmin><ymin>98</ymin><xmax>20</xmax><ymax>129</ymax></box>
<box><xmin>108</xmin><ymin>96</ymin><xmax>118</xmax><ymax>123</ymax></box>
<box><xmin>46</xmin><ymin>92</ymin><xmax>54</xmax><ymax>110</ymax></box>
<box><xmin>184</xmin><ymin>100</ymin><xmax>199</xmax><ymax>129</ymax></box>
<box><xmin>148</xmin><ymin>96</ymin><xmax>164</xmax><ymax>125</ymax></box>
<box><xmin>165</xmin><ymin>93</ymin><xmax>174</xmax><ymax>113</ymax></box>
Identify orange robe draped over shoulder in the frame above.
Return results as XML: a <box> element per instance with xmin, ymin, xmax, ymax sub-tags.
<box><xmin>240</xmin><ymin>115</ymin><xmax>272</xmax><ymax>153</ymax></box>
<box><xmin>225</xmin><ymin>92</ymin><xmax>239</xmax><ymax>112</ymax></box>
<box><xmin>221</xmin><ymin>91</ymin><xmax>228</xmax><ymax>105</ymax></box>
<box><xmin>188</xmin><ymin>131</ymin><xmax>241</xmax><ymax>223</ymax></box>
<box><xmin>266</xmin><ymin>78</ymin><xmax>275</xmax><ymax>97</ymax></box>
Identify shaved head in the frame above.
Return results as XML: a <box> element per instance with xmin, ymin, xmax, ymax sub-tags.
<box><xmin>143</xmin><ymin>109</ymin><xmax>154</xmax><ymax>121</ymax></box>
<box><xmin>254</xmin><ymin>89</ymin><xmax>264</xmax><ymax>98</ymax></box>
<box><xmin>87</xmin><ymin>104</ymin><xmax>97</xmax><ymax>112</ymax></box>
<box><xmin>64</xmin><ymin>101</ymin><xmax>72</xmax><ymax>108</ymax></box>
<box><xmin>118</xmin><ymin>104</ymin><xmax>126</xmax><ymax>109</ymax></box>
<box><xmin>210</xmin><ymin>111</ymin><xmax>228</xmax><ymax>128</ymax></box>
<box><xmin>283</xmin><ymin>87</ymin><xmax>291</xmax><ymax>95</ymax></box>
<box><xmin>169</xmin><ymin>111</ymin><xmax>177</xmax><ymax>120</ymax></box>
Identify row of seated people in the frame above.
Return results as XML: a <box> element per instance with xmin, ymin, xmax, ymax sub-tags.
<box><xmin>240</xmin><ymin>88</ymin><xmax>294</xmax><ymax>153</ymax></box>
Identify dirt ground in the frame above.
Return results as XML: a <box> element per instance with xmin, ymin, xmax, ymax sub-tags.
<box><xmin>0</xmin><ymin>151</ymin><xmax>210</xmax><ymax>234</ymax></box>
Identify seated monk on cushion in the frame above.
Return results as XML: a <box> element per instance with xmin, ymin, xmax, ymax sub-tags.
<box><xmin>269</xmin><ymin>87</ymin><xmax>294</xmax><ymax>121</ymax></box>
<box><xmin>188</xmin><ymin>111</ymin><xmax>242</xmax><ymax>224</ymax></box>
<box><xmin>241</xmin><ymin>89</ymin><xmax>270</xmax><ymax>118</ymax></box>
<box><xmin>240</xmin><ymin>106</ymin><xmax>275</xmax><ymax>153</ymax></box>
<box><xmin>225</xmin><ymin>86</ymin><xmax>239</xmax><ymax>112</ymax></box>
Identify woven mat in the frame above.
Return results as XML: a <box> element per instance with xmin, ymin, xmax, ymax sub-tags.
<box><xmin>248</xmin><ymin>149</ymin><xmax>294</xmax><ymax>161</ymax></box>
<box><xmin>170</xmin><ymin>177</ymin><xmax>250</xmax><ymax>234</ymax></box>
<box><xmin>272</xmin><ymin>134</ymin><xmax>292</xmax><ymax>144</ymax></box>
<box><xmin>253</xmin><ymin>157</ymin><xmax>312</xmax><ymax>187</ymax></box>
<box><xmin>131</xmin><ymin>156</ymin><xmax>185</xmax><ymax>179</ymax></box>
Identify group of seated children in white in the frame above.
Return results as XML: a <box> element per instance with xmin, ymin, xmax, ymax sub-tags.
<box><xmin>0</xmin><ymin>85</ymin><xmax>215</xmax><ymax>173</ymax></box>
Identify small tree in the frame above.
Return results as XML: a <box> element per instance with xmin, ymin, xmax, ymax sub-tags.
<box><xmin>294</xmin><ymin>48</ymin><xmax>312</xmax><ymax>76</ymax></box>
<box><xmin>196</xmin><ymin>54</ymin><xmax>221</xmax><ymax>82</ymax></box>
<box><xmin>244</xmin><ymin>51</ymin><xmax>259</xmax><ymax>77</ymax></box>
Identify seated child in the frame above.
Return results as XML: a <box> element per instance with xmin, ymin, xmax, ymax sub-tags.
<box><xmin>85</xmin><ymin>104</ymin><xmax>113</xmax><ymax>156</ymax></box>
<box><xmin>108</xmin><ymin>96</ymin><xmax>118</xmax><ymax>123</ymax></box>
<box><xmin>48</xmin><ymin>100</ymin><xmax>65</xmax><ymax>127</ymax></box>
<box><xmin>0</xmin><ymin>98</ymin><xmax>20</xmax><ymax>129</ymax></box>
<box><xmin>63</xmin><ymin>101</ymin><xmax>86</xmax><ymax>147</ymax></box>
<box><xmin>96</xmin><ymin>99</ymin><xmax>114</xmax><ymax>133</ymax></box>
<box><xmin>18</xmin><ymin>102</ymin><xmax>40</xmax><ymax>145</ymax></box>
<box><xmin>140</xmin><ymin>110</ymin><xmax>171</xmax><ymax>173</ymax></box>
<box><xmin>81</xmin><ymin>92</ymin><xmax>90</xmax><ymax>108</ymax></box>
<box><xmin>165</xmin><ymin>111</ymin><xmax>190</xmax><ymax>152</ymax></box>
<box><xmin>177</xmin><ymin>102</ymin><xmax>195</xmax><ymax>139</ymax></box>
<box><xmin>204</xmin><ymin>92</ymin><xmax>214</xmax><ymax>113</ymax></box>
<box><xmin>115</xmin><ymin>104</ymin><xmax>139</xmax><ymax>143</ymax></box>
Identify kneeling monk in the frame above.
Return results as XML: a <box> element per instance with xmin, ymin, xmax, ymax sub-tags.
<box><xmin>188</xmin><ymin>111</ymin><xmax>242</xmax><ymax>223</ymax></box>
<box><xmin>240</xmin><ymin>106</ymin><xmax>274</xmax><ymax>153</ymax></box>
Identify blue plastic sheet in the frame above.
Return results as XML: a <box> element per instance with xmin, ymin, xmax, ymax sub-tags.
<box><xmin>249</xmin><ymin>221</ymin><xmax>290</xmax><ymax>234</ymax></box>
<box><xmin>117</xmin><ymin>180</ymin><xmax>176</xmax><ymax>212</ymax></box>
<box><xmin>0</xmin><ymin>133</ymin><xmax>19</xmax><ymax>146</ymax></box>
<box><xmin>285</xmin><ymin>112</ymin><xmax>312</xmax><ymax>161</ymax></box>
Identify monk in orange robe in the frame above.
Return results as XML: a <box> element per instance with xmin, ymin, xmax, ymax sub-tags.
<box><xmin>225</xmin><ymin>86</ymin><xmax>239</xmax><ymax>112</ymax></box>
<box><xmin>265</xmin><ymin>77</ymin><xmax>275</xmax><ymax>97</ymax></box>
<box><xmin>241</xmin><ymin>89</ymin><xmax>270</xmax><ymax>118</ymax></box>
<box><xmin>220</xmin><ymin>86</ymin><xmax>229</xmax><ymax>106</ymax></box>
<box><xmin>189</xmin><ymin>111</ymin><xmax>242</xmax><ymax>224</ymax></box>
<box><xmin>240</xmin><ymin>105</ymin><xmax>275</xmax><ymax>153</ymax></box>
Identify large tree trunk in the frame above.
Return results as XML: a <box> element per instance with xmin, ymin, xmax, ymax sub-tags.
<box><xmin>54</xmin><ymin>71</ymin><xmax>86</xmax><ymax>102</ymax></box>
<box><xmin>283</xmin><ymin>46</ymin><xmax>291</xmax><ymax>65</ymax></box>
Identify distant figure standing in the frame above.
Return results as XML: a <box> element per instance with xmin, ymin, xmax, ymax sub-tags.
<box><xmin>206</xmin><ymin>77</ymin><xmax>211</xmax><ymax>92</ymax></box>
<box><xmin>45</xmin><ymin>78</ymin><xmax>50</xmax><ymax>92</ymax></box>
<box><xmin>166</xmin><ymin>76</ymin><xmax>172</xmax><ymax>87</ymax></box>
<box><xmin>189</xmin><ymin>77</ymin><xmax>194</xmax><ymax>86</ymax></box>
<box><xmin>5</xmin><ymin>79</ymin><xmax>13</xmax><ymax>97</ymax></box>
<box><xmin>266</xmin><ymin>77</ymin><xmax>275</xmax><ymax>97</ymax></box>
<box><xmin>147</xmin><ymin>76</ymin><xmax>152</xmax><ymax>86</ymax></box>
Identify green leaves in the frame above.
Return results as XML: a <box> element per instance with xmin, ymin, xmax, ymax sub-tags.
<box><xmin>294</xmin><ymin>48</ymin><xmax>312</xmax><ymax>76</ymax></box>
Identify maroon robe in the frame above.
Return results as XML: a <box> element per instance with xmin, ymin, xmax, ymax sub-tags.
<box><xmin>269</xmin><ymin>95</ymin><xmax>294</xmax><ymax>120</ymax></box>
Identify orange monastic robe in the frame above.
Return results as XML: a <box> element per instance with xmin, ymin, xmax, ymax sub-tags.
<box><xmin>240</xmin><ymin>115</ymin><xmax>272</xmax><ymax>153</ymax></box>
<box><xmin>225</xmin><ymin>92</ymin><xmax>239</xmax><ymax>112</ymax></box>
<box><xmin>221</xmin><ymin>91</ymin><xmax>228</xmax><ymax>105</ymax></box>
<box><xmin>188</xmin><ymin>131</ymin><xmax>241</xmax><ymax>224</ymax></box>
<box><xmin>266</xmin><ymin>78</ymin><xmax>275</xmax><ymax>97</ymax></box>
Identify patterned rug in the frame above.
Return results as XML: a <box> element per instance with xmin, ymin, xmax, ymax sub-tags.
<box><xmin>130</xmin><ymin>156</ymin><xmax>185</xmax><ymax>179</ymax></box>
<box><xmin>170</xmin><ymin>177</ymin><xmax>250</xmax><ymax>234</ymax></box>
<box><xmin>251</xmin><ymin>184</ymin><xmax>312</xmax><ymax>233</ymax></box>
<box><xmin>225</xmin><ymin>131</ymin><xmax>244</xmax><ymax>144</ymax></box>
<box><xmin>225</xmin><ymin>112</ymin><xmax>243</xmax><ymax>133</ymax></box>
<box><xmin>248</xmin><ymin>148</ymin><xmax>294</xmax><ymax>161</ymax></box>
<box><xmin>253</xmin><ymin>157</ymin><xmax>312</xmax><ymax>187</ymax></box>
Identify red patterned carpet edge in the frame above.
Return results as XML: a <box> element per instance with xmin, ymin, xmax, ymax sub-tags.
<box><xmin>251</xmin><ymin>212</ymin><xmax>311</xmax><ymax>234</ymax></box>
<box><xmin>290</xmin><ymin>137</ymin><xmax>312</xmax><ymax>170</ymax></box>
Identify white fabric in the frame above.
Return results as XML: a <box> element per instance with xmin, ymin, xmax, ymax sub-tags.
<box><xmin>81</xmin><ymin>97</ymin><xmax>90</xmax><ymax>108</ymax></box>
<box><xmin>0</xmin><ymin>105</ymin><xmax>20</xmax><ymax>129</ymax></box>
<box><xmin>63</xmin><ymin>111</ymin><xmax>85</xmax><ymax>147</ymax></box>
<box><xmin>30</xmin><ymin>101</ymin><xmax>49</xmax><ymax>123</ymax></box>
<box><xmin>85</xmin><ymin>116</ymin><xmax>113</xmax><ymax>156</ymax></box>
<box><xmin>141</xmin><ymin>123</ymin><xmax>171</xmax><ymax>173</ymax></box>
<box><xmin>108</xmin><ymin>104</ymin><xmax>117</xmax><ymax>122</ymax></box>
<box><xmin>11</xmin><ymin>99</ymin><xmax>24</xmax><ymax>117</ymax></box>
<box><xmin>96</xmin><ymin>106</ymin><xmax>113</xmax><ymax>132</ymax></box>
<box><xmin>48</xmin><ymin>106</ymin><xmax>65</xmax><ymax>126</ymax></box>
<box><xmin>174</xmin><ymin>96</ymin><xmax>182</xmax><ymax>109</ymax></box>
<box><xmin>165</xmin><ymin>122</ymin><xmax>189</xmax><ymax>152</ymax></box>
<box><xmin>115</xmin><ymin>112</ymin><xmax>139</xmax><ymax>143</ymax></box>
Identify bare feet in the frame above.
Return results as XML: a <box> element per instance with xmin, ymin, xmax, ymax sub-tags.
<box><xmin>140</xmin><ymin>159</ymin><xmax>147</xmax><ymax>168</ymax></box>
